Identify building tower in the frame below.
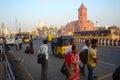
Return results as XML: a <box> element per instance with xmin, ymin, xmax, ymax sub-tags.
<box><xmin>1</xmin><ymin>23</ymin><xmax>5</xmax><ymax>35</ymax></box>
<box><xmin>39</xmin><ymin>20</ymin><xmax>44</xmax><ymax>28</ymax></box>
<box><xmin>78</xmin><ymin>3</ymin><xmax>88</xmax><ymax>31</ymax></box>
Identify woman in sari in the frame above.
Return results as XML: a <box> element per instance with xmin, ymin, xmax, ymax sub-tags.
<box><xmin>65</xmin><ymin>45</ymin><xmax>81</xmax><ymax>80</ymax></box>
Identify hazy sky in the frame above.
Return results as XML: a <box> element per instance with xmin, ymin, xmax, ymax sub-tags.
<box><xmin>0</xmin><ymin>0</ymin><xmax>120</xmax><ymax>31</ymax></box>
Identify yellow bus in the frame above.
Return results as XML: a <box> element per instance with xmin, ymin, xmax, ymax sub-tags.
<box><xmin>74</xmin><ymin>29</ymin><xmax>119</xmax><ymax>40</ymax></box>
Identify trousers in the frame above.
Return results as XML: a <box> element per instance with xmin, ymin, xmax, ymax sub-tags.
<box><xmin>41</xmin><ymin>60</ymin><xmax>48</xmax><ymax>80</ymax></box>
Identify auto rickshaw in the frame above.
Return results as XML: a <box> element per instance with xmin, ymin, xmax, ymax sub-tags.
<box><xmin>46</xmin><ymin>35</ymin><xmax>53</xmax><ymax>42</ymax></box>
<box><xmin>51</xmin><ymin>36</ymin><xmax>73</xmax><ymax>58</ymax></box>
<box><xmin>23</xmin><ymin>36</ymin><xmax>30</xmax><ymax>43</ymax></box>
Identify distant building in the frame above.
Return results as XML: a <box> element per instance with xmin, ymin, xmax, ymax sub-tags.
<box><xmin>39</xmin><ymin>20</ymin><xmax>44</xmax><ymax>28</ymax></box>
<box><xmin>31</xmin><ymin>25</ymin><xmax>62</xmax><ymax>37</ymax></box>
<box><xmin>1</xmin><ymin>23</ymin><xmax>10</xmax><ymax>36</ymax></box>
<box><xmin>62</xmin><ymin>3</ymin><xmax>96</xmax><ymax>35</ymax></box>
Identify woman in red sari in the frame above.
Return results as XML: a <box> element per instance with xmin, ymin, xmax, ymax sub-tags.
<box><xmin>65</xmin><ymin>45</ymin><xmax>81</xmax><ymax>80</ymax></box>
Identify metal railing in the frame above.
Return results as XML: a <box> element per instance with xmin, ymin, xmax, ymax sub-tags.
<box><xmin>1</xmin><ymin>44</ymin><xmax>15</xmax><ymax>80</ymax></box>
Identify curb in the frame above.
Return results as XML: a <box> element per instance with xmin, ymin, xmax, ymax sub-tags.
<box><xmin>6</xmin><ymin>50</ymin><xmax>34</xmax><ymax>80</ymax></box>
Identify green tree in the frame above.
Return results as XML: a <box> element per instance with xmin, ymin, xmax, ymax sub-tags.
<box><xmin>108</xmin><ymin>26</ymin><xmax>119</xmax><ymax>30</ymax></box>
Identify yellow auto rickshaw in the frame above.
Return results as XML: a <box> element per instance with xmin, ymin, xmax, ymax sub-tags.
<box><xmin>46</xmin><ymin>35</ymin><xmax>53</xmax><ymax>42</ymax></box>
<box><xmin>23</xmin><ymin>36</ymin><xmax>30</xmax><ymax>43</ymax></box>
<box><xmin>51</xmin><ymin>36</ymin><xmax>73</xmax><ymax>58</ymax></box>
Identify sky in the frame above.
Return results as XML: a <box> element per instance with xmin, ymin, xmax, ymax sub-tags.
<box><xmin>0</xmin><ymin>0</ymin><xmax>120</xmax><ymax>31</ymax></box>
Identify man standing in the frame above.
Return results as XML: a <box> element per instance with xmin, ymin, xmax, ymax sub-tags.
<box><xmin>82</xmin><ymin>40</ymin><xmax>90</xmax><ymax>51</ymax></box>
<box><xmin>38</xmin><ymin>40</ymin><xmax>48</xmax><ymax>80</ymax></box>
<box><xmin>15</xmin><ymin>37</ymin><xmax>19</xmax><ymax>50</ymax></box>
<box><xmin>18</xmin><ymin>37</ymin><xmax>22</xmax><ymax>50</ymax></box>
<box><xmin>87</xmin><ymin>39</ymin><xmax>98</xmax><ymax>80</ymax></box>
<box><xmin>80</xmin><ymin>40</ymin><xmax>90</xmax><ymax>76</ymax></box>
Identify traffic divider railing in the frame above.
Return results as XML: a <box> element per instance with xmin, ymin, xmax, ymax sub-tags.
<box><xmin>1</xmin><ymin>45</ymin><xmax>15</xmax><ymax>80</ymax></box>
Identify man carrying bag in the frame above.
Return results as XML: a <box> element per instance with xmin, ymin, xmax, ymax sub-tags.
<box><xmin>37</xmin><ymin>40</ymin><xmax>48</xmax><ymax>80</ymax></box>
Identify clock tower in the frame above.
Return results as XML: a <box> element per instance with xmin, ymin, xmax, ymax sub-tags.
<box><xmin>78</xmin><ymin>3</ymin><xmax>88</xmax><ymax>31</ymax></box>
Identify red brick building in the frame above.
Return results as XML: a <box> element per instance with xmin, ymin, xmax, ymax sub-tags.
<box><xmin>62</xmin><ymin>3</ymin><xmax>96</xmax><ymax>35</ymax></box>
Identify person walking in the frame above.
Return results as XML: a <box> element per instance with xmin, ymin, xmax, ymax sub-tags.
<box><xmin>29</xmin><ymin>39</ymin><xmax>33</xmax><ymax>48</ymax></box>
<box><xmin>65</xmin><ymin>45</ymin><xmax>80</xmax><ymax>80</ymax></box>
<box><xmin>80</xmin><ymin>40</ymin><xmax>90</xmax><ymax>76</ymax></box>
<box><xmin>15</xmin><ymin>37</ymin><xmax>19</xmax><ymax>50</ymax></box>
<box><xmin>87</xmin><ymin>39</ymin><xmax>98</xmax><ymax>80</ymax></box>
<box><xmin>38</xmin><ymin>40</ymin><xmax>48</xmax><ymax>80</ymax></box>
<box><xmin>18</xmin><ymin>37</ymin><xmax>22</xmax><ymax>50</ymax></box>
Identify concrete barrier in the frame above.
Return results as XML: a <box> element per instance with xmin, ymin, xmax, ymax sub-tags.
<box><xmin>100</xmin><ymin>39</ymin><xmax>103</xmax><ymax>45</ymax></box>
<box><xmin>83</xmin><ymin>39</ymin><xmax>85</xmax><ymax>43</ymax></box>
<box><xmin>115</xmin><ymin>40</ymin><xmax>119</xmax><ymax>46</ymax></box>
<box><xmin>112</xmin><ymin>40</ymin><xmax>114</xmax><ymax>46</ymax></box>
<box><xmin>110</xmin><ymin>40</ymin><xmax>112</xmax><ymax>46</ymax></box>
<box><xmin>75</xmin><ymin>38</ymin><xmax>120</xmax><ymax>47</ymax></box>
<box><xmin>103</xmin><ymin>39</ymin><xmax>107</xmax><ymax>46</ymax></box>
<box><xmin>78</xmin><ymin>38</ymin><xmax>80</xmax><ymax>44</ymax></box>
<box><xmin>108</xmin><ymin>40</ymin><xmax>111</xmax><ymax>46</ymax></box>
<box><xmin>6</xmin><ymin>50</ymin><xmax>34</xmax><ymax>80</ymax></box>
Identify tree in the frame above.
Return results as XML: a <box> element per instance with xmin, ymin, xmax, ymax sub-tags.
<box><xmin>108</xmin><ymin>26</ymin><xmax>119</xmax><ymax>30</ymax></box>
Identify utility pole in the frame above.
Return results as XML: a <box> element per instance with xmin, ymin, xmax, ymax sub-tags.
<box><xmin>1</xmin><ymin>23</ymin><xmax>5</xmax><ymax>36</ymax></box>
<box><xmin>15</xmin><ymin>16</ymin><xmax>18</xmax><ymax>33</ymax></box>
<box><xmin>19</xmin><ymin>22</ymin><xmax>21</xmax><ymax>33</ymax></box>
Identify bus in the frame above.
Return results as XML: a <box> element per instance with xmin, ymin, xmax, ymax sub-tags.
<box><xmin>74</xmin><ymin>29</ymin><xmax>119</xmax><ymax>40</ymax></box>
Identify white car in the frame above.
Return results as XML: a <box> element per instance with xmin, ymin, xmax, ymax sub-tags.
<box><xmin>5</xmin><ymin>36</ymin><xmax>15</xmax><ymax>45</ymax></box>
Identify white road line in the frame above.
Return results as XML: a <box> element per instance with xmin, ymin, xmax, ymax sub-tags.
<box><xmin>98</xmin><ymin>72</ymin><xmax>113</xmax><ymax>80</ymax></box>
<box><xmin>98</xmin><ymin>61</ymin><xmax>117</xmax><ymax>67</ymax></box>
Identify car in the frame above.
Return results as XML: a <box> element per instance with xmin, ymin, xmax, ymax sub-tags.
<box><xmin>5</xmin><ymin>36</ymin><xmax>15</xmax><ymax>45</ymax></box>
<box><xmin>0</xmin><ymin>37</ymin><xmax>6</xmax><ymax>44</ymax></box>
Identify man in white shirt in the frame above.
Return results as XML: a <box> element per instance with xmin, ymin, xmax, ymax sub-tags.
<box><xmin>82</xmin><ymin>40</ymin><xmax>90</xmax><ymax>51</ymax></box>
<box><xmin>64</xmin><ymin>39</ymin><xmax>76</xmax><ymax>55</ymax></box>
<box><xmin>38</xmin><ymin>40</ymin><xmax>48</xmax><ymax>80</ymax></box>
<box><xmin>15</xmin><ymin>37</ymin><xmax>19</xmax><ymax>50</ymax></box>
<box><xmin>18</xmin><ymin>37</ymin><xmax>23</xmax><ymax>50</ymax></box>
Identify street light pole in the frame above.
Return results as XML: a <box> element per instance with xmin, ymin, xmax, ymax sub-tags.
<box><xmin>15</xmin><ymin>16</ymin><xmax>18</xmax><ymax>33</ymax></box>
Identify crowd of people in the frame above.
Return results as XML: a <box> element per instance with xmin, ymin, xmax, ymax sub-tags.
<box><xmin>12</xmin><ymin>37</ymin><xmax>119</xmax><ymax>80</ymax></box>
<box><xmin>63</xmin><ymin>39</ymin><xmax>98</xmax><ymax>80</ymax></box>
<box><xmin>38</xmin><ymin>38</ymin><xmax>98</xmax><ymax>80</ymax></box>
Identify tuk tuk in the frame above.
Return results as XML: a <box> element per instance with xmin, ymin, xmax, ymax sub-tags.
<box><xmin>46</xmin><ymin>35</ymin><xmax>53</xmax><ymax>42</ymax></box>
<box><xmin>51</xmin><ymin>36</ymin><xmax>73</xmax><ymax>58</ymax></box>
<box><xmin>23</xmin><ymin>36</ymin><xmax>30</xmax><ymax>43</ymax></box>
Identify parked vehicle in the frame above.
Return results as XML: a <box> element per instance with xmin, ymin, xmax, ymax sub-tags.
<box><xmin>5</xmin><ymin>36</ymin><xmax>15</xmax><ymax>45</ymax></box>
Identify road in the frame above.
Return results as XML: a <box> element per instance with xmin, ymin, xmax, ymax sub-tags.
<box><xmin>12</xmin><ymin>39</ymin><xmax>120</xmax><ymax>80</ymax></box>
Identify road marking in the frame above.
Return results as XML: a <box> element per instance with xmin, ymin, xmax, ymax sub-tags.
<box><xmin>98</xmin><ymin>61</ymin><xmax>117</xmax><ymax>67</ymax></box>
<box><xmin>98</xmin><ymin>72</ymin><xmax>113</xmax><ymax>80</ymax></box>
<box><xmin>111</xmin><ymin>52</ymin><xmax>120</xmax><ymax>55</ymax></box>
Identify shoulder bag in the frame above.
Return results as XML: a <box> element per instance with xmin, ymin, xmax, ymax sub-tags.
<box><xmin>37</xmin><ymin>45</ymin><xmax>46</xmax><ymax>64</ymax></box>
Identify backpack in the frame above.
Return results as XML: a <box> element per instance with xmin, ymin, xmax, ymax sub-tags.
<box><xmin>79</xmin><ymin>49</ymin><xmax>88</xmax><ymax>64</ymax></box>
<box><xmin>25</xmin><ymin>47</ymin><xmax>29</xmax><ymax>53</ymax></box>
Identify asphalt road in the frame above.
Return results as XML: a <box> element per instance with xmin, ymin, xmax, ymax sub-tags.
<box><xmin>12</xmin><ymin>39</ymin><xmax>120</xmax><ymax>80</ymax></box>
